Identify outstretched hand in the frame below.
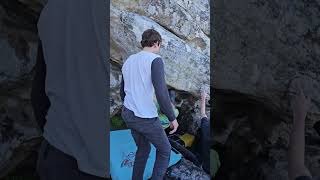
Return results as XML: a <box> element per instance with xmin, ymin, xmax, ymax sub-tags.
<box><xmin>200</xmin><ymin>86</ymin><xmax>208</xmax><ymax>118</ymax></box>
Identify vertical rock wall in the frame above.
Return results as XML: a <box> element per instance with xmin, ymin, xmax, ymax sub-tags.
<box><xmin>213</xmin><ymin>0</ymin><xmax>320</xmax><ymax>179</ymax></box>
<box><xmin>0</xmin><ymin>0</ymin><xmax>44</xmax><ymax>178</ymax></box>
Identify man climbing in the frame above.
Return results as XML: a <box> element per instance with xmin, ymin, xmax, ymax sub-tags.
<box><xmin>120</xmin><ymin>29</ymin><xmax>179</xmax><ymax>180</ymax></box>
<box><xmin>189</xmin><ymin>87</ymin><xmax>220</xmax><ymax>178</ymax></box>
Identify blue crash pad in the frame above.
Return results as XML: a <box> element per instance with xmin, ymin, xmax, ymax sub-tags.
<box><xmin>110</xmin><ymin>129</ymin><xmax>182</xmax><ymax>180</ymax></box>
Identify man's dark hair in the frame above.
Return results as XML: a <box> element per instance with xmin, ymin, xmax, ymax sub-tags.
<box><xmin>141</xmin><ymin>29</ymin><xmax>162</xmax><ymax>48</ymax></box>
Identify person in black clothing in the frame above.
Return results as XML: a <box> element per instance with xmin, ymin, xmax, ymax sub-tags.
<box><xmin>31</xmin><ymin>1</ymin><xmax>109</xmax><ymax>179</ymax></box>
<box><xmin>197</xmin><ymin>87</ymin><xmax>210</xmax><ymax>175</ymax></box>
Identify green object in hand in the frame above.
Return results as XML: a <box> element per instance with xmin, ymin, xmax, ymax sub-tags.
<box><xmin>159</xmin><ymin>111</ymin><xmax>179</xmax><ymax>129</ymax></box>
<box><xmin>157</xmin><ymin>102</ymin><xmax>179</xmax><ymax>129</ymax></box>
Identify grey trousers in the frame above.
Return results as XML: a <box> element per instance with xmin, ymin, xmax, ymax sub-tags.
<box><xmin>121</xmin><ymin>106</ymin><xmax>171</xmax><ymax>180</ymax></box>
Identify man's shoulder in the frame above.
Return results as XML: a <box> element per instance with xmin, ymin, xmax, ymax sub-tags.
<box><xmin>123</xmin><ymin>51</ymin><xmax>162</xmax><ymax>66</ymax></box>
<box><xmin>139</xmin><ymin>51</ymin><xmax>161</xmax><ymax>59</ymax></box>
<box><xmin>150</xmin><ymin>53</ymin><xmax>161</xmax><ymax>59</ymax></box>
<box><xmin>151</xmin><ymin>56</ymin><xmax>164</xmax><ymax>67</ymax></box>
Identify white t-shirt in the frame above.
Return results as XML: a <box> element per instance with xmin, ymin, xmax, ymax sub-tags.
<box><xmin>122</xmin><ymin>51</ymin><xmax>161</xmax><ymax>118</ymax></box>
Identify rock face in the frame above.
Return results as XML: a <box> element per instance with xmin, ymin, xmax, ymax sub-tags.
<box><xmin>213</xmin><ymin>0</ymin><xmax>320</xmax><ymax>179</ymax></box>
<box><xmin>110</xmin><ymin>0</ymin><xmax>210</xmax><ymax>118</ymax></box>
<box><xmin>166</xmin><ymin>159</ymin><xmax>210</xmax><ymax>180</ymax></box>
<box><xmin>110</xmin><ymin>62</ymin><xmax>123</xmax><ymax>117</ymax></box>
<box><xmin>111</xmin><ymin>0</ymin><xmax>210</xmax><ymax>56</ymax></box>
<box><xmin>0</xmin><ymin>85</ymin><xmax>41</xmax><ymax>178</ymax></box>
<box><xmin>0</xmin><ymin>38</ymin><xmax>37</xmax><ymax>85</ymax></box>
<box><xmin>0</xmin><ymin>0</ymin><xmax>44</xmax><ymax>178</ymax></box>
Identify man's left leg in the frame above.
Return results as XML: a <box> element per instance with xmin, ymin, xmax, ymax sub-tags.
<box><xmin>141</xmin><ymin>118</ymin><xmax>171</xmax><ymax>180</ymax></box>
<box><xmin>130</xmin><ymin>129</ymin><xmax>151</xmax><ymax>180</ymax></box>
<box><xmin>127</xmin><ymin>117</ymin><xmax>171</xmax><ymax>180</ymax></box>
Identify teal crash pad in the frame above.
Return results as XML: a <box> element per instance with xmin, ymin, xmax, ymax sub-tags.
<box><xmin>110</xmin><ymin>130</ymin><xmax>182</xmax><ymax>180</ymax></box>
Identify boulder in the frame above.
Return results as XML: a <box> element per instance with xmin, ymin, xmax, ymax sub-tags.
<box><xmin>111</xmin><ymin>0</ymin><xmax>210</xmax><ymax>56</ymax></box>
<box><xmin>0</xmin><ymin>38</ymin><xmax>37</xmax><ymax>87</ymax></box>
<box><xmin>0</xmin><ymin>85</ymin><xmax>41</xmax><ymax>178</ymax></box>
<box><xmin>213</xmin><ymin>0</ymin><xmax>320</xmax><ymax>179</ymax></box>
<box><xmin>0</xmin><ymin>0</ymin><xmax>43</xmax><ymax>178</ymax></box>
<box><xmin>110</xmin><ymin>62</ymin><xmax>122</xmax><ymax>117</ymax></box>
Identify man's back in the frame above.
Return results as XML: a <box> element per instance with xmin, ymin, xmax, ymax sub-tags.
<box><xmin>122</xmin><ymin>51</ymin><xmax>160</xmax><ymax>118</ymax></box>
